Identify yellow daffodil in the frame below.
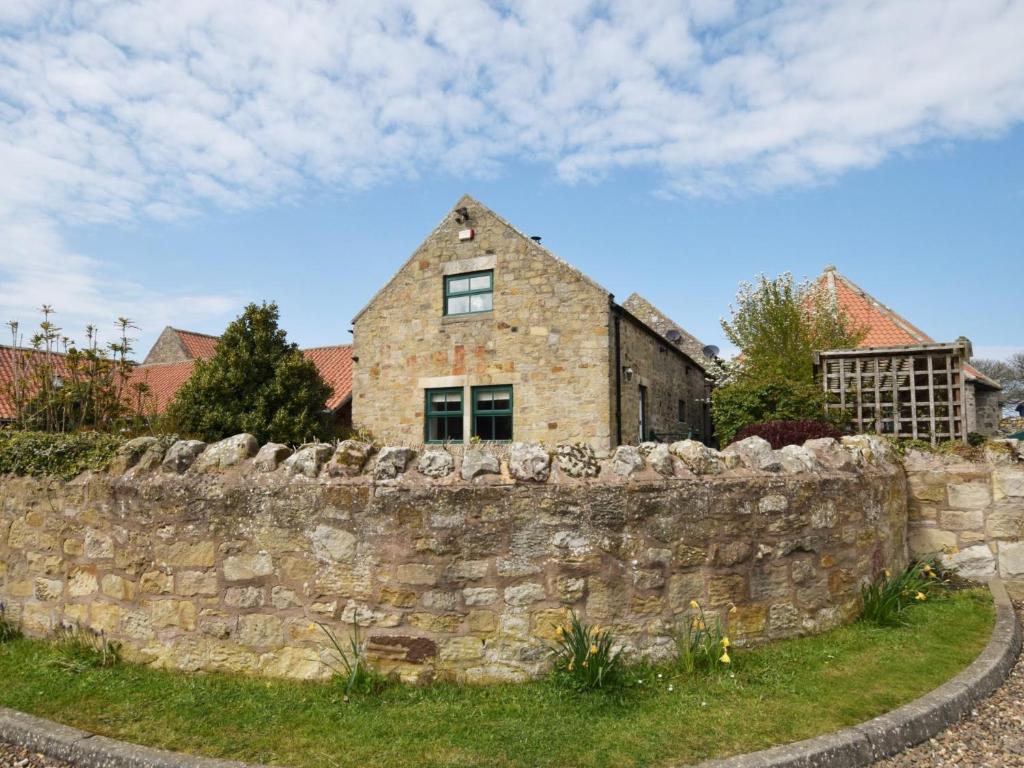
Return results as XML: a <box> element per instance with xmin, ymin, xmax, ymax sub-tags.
<box><xmin>728</xmin><ymin>602</ymin><xmax>738</xmax><ymax>614</ymax></box>
<box><xmin>721</xmin><ymin>637</ymin><xmax>730</xmax><ymax>648</ymax></box>
<box><xmin>582</xmin><ymin>660</ymin><xmax>589</xmax><ymax>668</ymax></box>
<box><xmin>589</xmin><ymin>644</ymin><xmax>598</xmax><ymax>655</ymax></box>
<box><xmin>915</xmin><ymin>592</ymin><xmax>927</xmax><ymax>601</ymax></box>
<box><xmin>883</xmin><ymin>568</ymin><xmax>891</xmax><ymax>578</ymax></box>
<box><xmin>719</xmin><ymin>650</ymin><xmax>731</xmax><ymax>664</ymax></box>
<box><xmin>556</xmin><ymin>626</ymin><xmax>564</xmax><ymax>638</ymax></box>
<box><xmin>689</xmin><ymin>599</ymin><xmax>700</xmax><ymax>610</ymax></box>
<box><xmin>568</xmin><ymin>660</ymin><xmax>574</xmax><ymax>671</ymax></box>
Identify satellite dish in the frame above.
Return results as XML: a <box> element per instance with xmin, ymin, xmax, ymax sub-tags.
<box><xmin>702</xmin><ymin>344</ymin><xmax>720</xmax><ymax>359</ymax></box>
<box><xmin>665</xmin><ymin>328</ymin><xmax>682</xmax><ymax>343</ymax></box>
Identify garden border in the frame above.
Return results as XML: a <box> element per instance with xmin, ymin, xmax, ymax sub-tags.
<box><xmin>0</xmin><ymin>579</ymin><xmax>1019</xmax><ymax>768</ymax></box>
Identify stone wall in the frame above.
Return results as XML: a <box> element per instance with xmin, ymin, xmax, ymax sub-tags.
<box><xmin>616</xmin><ymin>312</ymin><xmax>711</xmax><ymax>445</ymax></box>
<box><xmin>905</xmin><ymin>441</ymin><xmax>1024</xmax><ymax>593</ymax></box>
<box><xmin>0</xmin><ymin>434</ymin><xmax>907</xmax><ymax>684</ymax></box>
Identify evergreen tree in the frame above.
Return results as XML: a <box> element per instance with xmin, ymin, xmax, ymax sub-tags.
<box><xmin>165</xmin><ymin>303</ymin><xmax>332</xmax><ymax>444</ymax></box>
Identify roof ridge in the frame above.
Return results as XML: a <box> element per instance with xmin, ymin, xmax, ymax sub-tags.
<box><xmin>301</xmin><ymin>344</ymin><xmax>352</xmax><ymax>352</ymax></box>
<box><xmin>824</xmin><ymin>267</ymin><xmax>934</xmax><ymax>344</ymax></box>
<box><xmin>171</xmin><ymin>328</ymin><xmax>220</xmax><ymax>339</ymax></box>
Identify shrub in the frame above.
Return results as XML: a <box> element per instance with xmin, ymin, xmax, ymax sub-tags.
<box><xmin>165</xmin><ymin>303</ymin><xmax>333</xmax><ymax>445</ymax></box>
<box><xmin>318</xmin><ymin>621</ymin><xmax>389</xmax><ymax>697</ymax></box>
<box><xmin>0</xmin><ymin>430</ymin><xmax>122</xmax><ymax>480</ymax></box>
<box><xmin>712</xmin><ymin>375</ymin><xmax>845</xmax><ymax>446</ymax></box>
<box><xmin>676</xmin><ymin>600</ymin><xmax>733</xmax><ymax>674</ymax></box>
<box><xmin>550</xmin><ymin>611</ymin><xmax>624</xmax><ymax>692</ymax></box>
<box><xmin>49</xmin><ymin>623</ymin><xmax>122</xmax><ymax>673</ymax></box>
<box><xmin>0</xmin><ymin>603</ymin><xmax>21</xmax><ymax>643</ymax></box>
<box><xmin>734</xmin><ymin>419</ymin><xmax>843</xmax><ymax>449</ymax></box>
<box><xmin>860</xmin><ymin>559</ymin><xmax>949</xmax><ymax>627</ymax></box>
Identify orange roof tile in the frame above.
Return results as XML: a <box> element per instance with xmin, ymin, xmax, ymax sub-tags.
<box><xmin>302</xmin><ymin>345</ymin><xmax>353</xmax><ymax>410</ymax></box>
<box><xmin>0</xmin><ymin>345</ymin><xmax>72</xmax><ymax>421</ymax></box>
<box><xmin>128</xmin><ymin>341</ymin><xmax>353</xmax><ymax>414</ymax></box>
<box><xmin>128</xmin><ymin>360</ymin><xmax>197</xmax><ymax>415</ymax></box>
<box><xmin>174</xmin><ymin>329</ymin><xmax>220</xmax><ymax>360</ymax></box>
<box><xmin>820</xmin><ymin>267</ymin><xmax>1000</xmax><ymax>390</ymax></box>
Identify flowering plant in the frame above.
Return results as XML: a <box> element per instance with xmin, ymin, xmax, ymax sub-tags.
<box><xmin>677</xmin><ymin>600</ymin><xmax>733</xmax><ymax>674</ymax></box>
<box><xmin>550</xmin><ymin>611</ymin><xmax>624</xmax><ymax>692</ymax></box>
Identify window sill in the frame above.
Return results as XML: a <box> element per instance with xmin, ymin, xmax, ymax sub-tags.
<box><xmin>441</xmin><ymin>311</ymin><xmax>494</xmax><ymax>325</ymax></box>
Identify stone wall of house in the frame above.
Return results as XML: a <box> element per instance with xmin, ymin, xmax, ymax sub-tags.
<box><xmin>141</xmin><ymin>327</ymin><xmax>192</xmax><ymax>365</ymax></box>
<box><xmin>352</xmin><ymin>196</ymin><xmax>615</xmax><ymax>450</ymax></box>
<box><xmin>905</xmin><ymin>441</ymin><xmax>1024</xmax><ymax>594</ymax></box>
<box><xmin>616</xmin><ymin>312</ymin><xmax>711</xmax><ymax>445</ymax></box>
<box><xmin>0</xmin><ymin>434</ymin><xmax>907</xmax><ymax>684</ymax></box>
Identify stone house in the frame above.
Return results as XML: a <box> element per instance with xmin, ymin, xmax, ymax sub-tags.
<box><xmin>352</xmin><ymin>195</ymin><xmax>713</xmax><ymax>450</ymax></box>
<box><xmin>817</xmin><ymin>266</ymin><xmax>1002</xmax><ymax>438</ymax></box>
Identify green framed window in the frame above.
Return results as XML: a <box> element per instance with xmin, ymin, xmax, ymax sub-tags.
<box><xmin>445</xmin><ymin>270</ymin><xmax>493</xmax><ymax>315</ymax></box>
<box><xmin>472</xmin><ymin>385</ymin><xmax>513</xmax><ymax>441</ymax></box>
<box><xmin>425</xmin><ymin>388</ymin><xmax>464</xmax><ymax>443</ymax></box>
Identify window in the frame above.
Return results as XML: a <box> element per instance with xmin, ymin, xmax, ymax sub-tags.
<box><xmin>472</xmin><ymin>385</ymin><xmax>513</xmax><ymax>441</ymax></box>
<box><xmin>425</xmin><ymin>388</ymin><xmax>463</xmax><ymax>443</ymax></box>
<box><xmin>445</xmin><ymin>270</ymin><xmax>493</xmax><ymax>315</ymax></box>
<box><xmin>678</xmin><ymin>399</ymin><xmax>686</xmax><ymax>422</ymax></box>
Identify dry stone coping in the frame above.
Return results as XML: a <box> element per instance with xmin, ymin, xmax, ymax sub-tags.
<box><xmin>0</xmin><ymin>579</ymin><xmax>1017</xmax><ymax>768</ymax></box>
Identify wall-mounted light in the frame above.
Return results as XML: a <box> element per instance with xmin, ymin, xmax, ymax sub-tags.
<box><xmin>623</xmin><ymin>366</ymin><xmax>634</xmax><ymax>382</ymax></box>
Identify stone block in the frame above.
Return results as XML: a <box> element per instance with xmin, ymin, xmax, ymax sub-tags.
<box><xmin>555</xmin><ymin>443</ymin><xmax>600</xmax><ymax>478</ymax></box>
<box><xmin>157</xmin><ymin>541</ymin><xmax>217</xmax><ymax>568</ymax></box>
<box><xmin>461</xmin><ymin>449</ymin><xmax>500</xmax><ymax>480</ymax></box>
<box><xmin>146</xmin><ymin>599</ymin><xmax>197</xmax><ymax>630</ymax></box>
<box><xmin>946</xmin><ymin>482</ymin><xmax>991</xmax><ymax>510</ymax></box>
<box><xmin>237</xmin><ymin>614</ymin><xmax>285</xmax><ymax>648</ymax></box>
<box><xmin>908</xmin><ymin>527</ymin><xmax>958</xmax><ymax>557</ymax></box>
<box><xmin>90</xmin><ymin>602</ymin><xmax>122</xmax><ymax>635</ymax></box>
<box><xmin>611</xmin><ymin>445</ymin><xmax>643</xmax><ymax>476</ymax></box>
<box><xmin>463</xmin><ymin>587</ymin><xmax>498</xmax><ymax>606</ymax></box>
<box><xmin>67</xmin><ymin>567</ymin><xmax>98</xmax><ymax>597</ymax></box>
<box><xmin>33</xmin><ymin>577</ymin><xmax>63</xmax><ymax>602</ymax></box>
<box><xmin>84</xmin><ymin>529</ymin><xmax>115</xmax><ymax>559</ymax></box>
<box><xmin>176</xmin><ymin>571</ymin><xmax>217</xmax><ymax>597</ymax></box>
<box><xmin>101</xmin><ymin>574</ymin><xmax>137</xmax><ymax>601</ymax></box>
<box><xmin>467</xmin><ymin>610</ymin><xmax>498</xmax><ymax>635</ymax></box>
<box><xmin>417</xmin><ymin>448</ymin><xmax>454</xmax><ymax>478</ymax></box>
<box><xmin>282</xmin><ymin>444</ymin><xmax>333</xmax><ymax>478</ymax></box>
<box><xmin>253</xmin><ymin>443</ymin><xmax>292</xmax><ymax>472</ymax></box>
<box><xmin>508</xmin><ymin>442</ymin><xmax>551</xmax><ymax>482</ymax></box>
<box><xmin>396</xmin><ymin>563</ymin><xmax>438</xmax><ymax>585</ymax></box>
<box><xmin>708</xmin><ymin>574</ymin><xmax>746</xmax><ymax>606</ymax></box>
<box><xmin>994</xmin><ymin>469</ymin><xmax>1024</xmax><ymax>499</ymax></box>
<box><xmin>999</xmin><ymin>541</ymin><xmax>1024</xmax><ymax>579</ymax></box>
<box><xmin>988</xmin><ymin>501</ymin><xmax>1024</xmax><ymax>539</ymax></box>
<box><xmin>259</xmin><ymin>647</ymin><xmax>329</xmax><ymax>680</ymax></box>
<box><xmin>161</xmin><ymin>440</ymin><xmax>207</xmax><ymax>473</ymax></box>
<box><xmin>647</xmin><ymin>444</ymin><xmax>674</xmax><ymax>476</ymax></box>
<box><xmin>943</xmin><ymin>544</ymin><xmax>996</xmax><ymax>582</ymax></box>
<box><xmin>670</xmin><ymin>440</ymin><xmax>723</xmax><ymax>475</ymax></box>
<box><xmin>310</xmin><ymin>525</ymin><xmax>357</xmax><ymax>563</ymax></box>
<box><xmin>531</xmin><ymin>607</ymin><xmax>572</xmax><ymax>640</ymax></box>
<box><xmin>379</xmin><ymin>587</ymin><xmax>418</xmax><ymax>608</ymax></box>
<box><xmin>225</xmin><ymin>586</ymin><xmax>266</xmax><ymax>608</ymax></box>
<box><xmin>667</xmin><ymin>572</ymin><xmax>705</xmax><ymax>613</ymax></box>
<box><xmin>326</xmin><ymin>440</ymin><xmax>373</xmax><ymax>477</ymax></box>
<box><xmin>375</xmin><ymin>446</ymin><xmax>416</xmax><ymax>480</ymax></box>
<box><xmin>937</xmin><ymin>509</ymin><xmax>984</xmax><ymax>531</ymax></box>
<box><xmin>223</xmin><ymin>553</ymin><xmax>274</xmax><ymax>581</ymax></box>
<box><xmin>270</xmin><ymin>586</ymin><xmax>301</xmax><ymax>609</ymax></box>
<box><xmin>194</xmin><ymin>433</ymin><xmax>258</xmax><ymax>471</ymax></box>
<box><xmin>408</xmin><ymin>612</ymin><xmax>461</xmax><ymax>632</ymax></box>
<box><xmin>504</xmin><ymin>582</ymin><xmax>546</xmax><ymax>606</ymax></box>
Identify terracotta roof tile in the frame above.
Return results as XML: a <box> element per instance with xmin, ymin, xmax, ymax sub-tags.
<box><xmin>128</xmin><ymin>360</ymin><xmax>197</xmax><ymax>414</ymax></box>
<box><xmin>173</xmin><ymin>329</ymin><xmax>220</xmax><ymax>360</ymax></box>
<box><xmin>820</xmin><ymin>267</ymin><xmax>1000</xmax><ymax>390</ymax></box>
<box><xmin>0</xmin><ymin>346</ymin><xmax>72</xmax><ymax>421</ymax></box>
<box><xmin>302</xmin><ymin>345</ymin><xmax>353</xmax><ymax>411</ymax></box>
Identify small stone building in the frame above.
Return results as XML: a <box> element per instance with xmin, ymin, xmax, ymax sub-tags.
<box><xmin>351</xmin><ymin>196</ymin><xmax>712</xmax><ymax>450</ymax></box>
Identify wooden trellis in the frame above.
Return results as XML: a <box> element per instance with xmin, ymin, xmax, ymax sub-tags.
<box><xmin>814</xmin><ymin>341</ymin><xmax>970</xmax><ymax>445</ymax></box>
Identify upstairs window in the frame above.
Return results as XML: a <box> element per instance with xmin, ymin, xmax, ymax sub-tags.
<box><xmin>472</xmin><ymin>385</ymin><xmax>513</xmax><ymax>441</ymax></box>
<box><xmin>425</xmin><ymin>388</ymin><xmax>463</xmax><ymax>443</ymax></box>
<box><xmin>445</xmin><ymin>270</ymin><xmax>493</xmax><ymax>315</ymax></box>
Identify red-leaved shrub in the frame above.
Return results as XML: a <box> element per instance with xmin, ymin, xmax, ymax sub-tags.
<box><xmin>732</xmin><ymin>420</ymin><xmax>843</xmax><ymax>450</ymax></box>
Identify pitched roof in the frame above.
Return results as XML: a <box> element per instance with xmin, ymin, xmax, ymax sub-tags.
<box><xmin>175</xmin><ymin>329</ymin><xmax>220</xmax><ymax>360</ymax></box>
<box><xmin>620</xmin><ymin>293</ymin><xmax>710</xmax><ymax>368</ymax></box>
<box><xmin>352</xmin><ymin>194</ymin><xmax>612</xmax><ymax>324</ymax></box>
<box><xmin>301</xmin><ymin>346</ymin><xmax>353</xmax><ymax>410</ymax></box>
<box><xmin>0</xmin><ymin>345</ymin><xmax>72</xmax><ymax>420</ymax></box>
<box><xmin>820</xmin><ymin>266</ymin><xmax>1000</xmax><ymax>390</ymax></box>
<box><xmin>130</xmin><ymin>337</ymin><xmax>354</xmax><ymax>414</ymax></box>
<box><xmin>128</xmin><ymin>360</ymin><xmax>197</xmax><ymax>414</ymax></box>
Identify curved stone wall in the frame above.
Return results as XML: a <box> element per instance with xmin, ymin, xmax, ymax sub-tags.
<box><xmin>0</xmin><ymin>436</ymin><xmax>907</xmax><ymax>683</ymax></box>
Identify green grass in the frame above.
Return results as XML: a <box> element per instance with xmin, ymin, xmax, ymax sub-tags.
<box><xmin>0</xmin><ymin>590</ymin><xmax>994</xmax><ymax>768</ymax></box>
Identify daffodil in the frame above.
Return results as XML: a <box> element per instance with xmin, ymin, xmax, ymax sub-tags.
<box><xmin>720</xmin><ymin>637</ymin><xmax>730</xmax><ymax>648</ymax></box>
<box><xmin>720</xmin><ymin>650</ymin><xmax>731</xmax><ymax>664</ymax></box>
<box><xmin>915</xmin><ymin>591</ymin><xmax>927</xmax><ymax>601</ymax></box>
<box><xmin>689</xmin><ymin>599</ymin><xmax>700</xmax><ymax>610</ymax></box>
<box><xmin>728</xmin><ymin>602</ymin><xmax>738</xmax><ymax>614</ymax></box>
<box><xmin>568</xmin><ymin>660</ymin><xmax>574</xmax><ymax>671</ymax></box>
<box><xmin>555</xmin><ymin>626</ymin><xmax>564</xmax><ymax>638</ymax></box>
<box><xmin>589</xmin><ymin>644</ymin><xmax>598</xmax><ymax>655</ymax></box>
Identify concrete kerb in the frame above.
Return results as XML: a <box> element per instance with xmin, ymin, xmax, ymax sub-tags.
<box><xmin>0</xmin><ymin>580</ymin><xmax>1019</xmax><ymax>768</ymax></box>
<box><xmin>692</xmin><ymin>577</ymin><xmax>1022</xmax><ymax>768</ymax></box>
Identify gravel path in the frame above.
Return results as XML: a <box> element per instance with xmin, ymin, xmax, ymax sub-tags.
<box><xmin>2</xmin><ymin>605</ymin><xmax>1023</xmax><ymax>768</ymax></box>
<box><xmin>874</xmin><ymin>602</ymin><xmax>1024</xmax><ymax>768</ymax></box>
<box><xmin>0</xmin><ymin>741</ymin><xmax>70</xmax><ymax>768</ymax></box>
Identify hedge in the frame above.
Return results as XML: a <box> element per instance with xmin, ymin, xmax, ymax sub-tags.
<box><xmin>0</xmin><ymin>430</ymin><xmax>123</xmax><ymax>480</ymax></box>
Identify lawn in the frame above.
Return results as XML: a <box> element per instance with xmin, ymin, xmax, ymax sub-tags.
<box><xmin>0</xmin><ymin>590</ymin><xmax>994</xmax><ymax>768</ymax></box>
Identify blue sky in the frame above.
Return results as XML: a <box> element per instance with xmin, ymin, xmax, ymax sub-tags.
<box><xmin>2</xmin><ymin>1</ymin><xmax>1022</xmax><ymax>361</ymax></box>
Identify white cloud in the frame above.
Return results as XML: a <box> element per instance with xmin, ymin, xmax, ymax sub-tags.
<box><xmin>1</xmin><ymin>0</ymin><xmax>1023</xmax><ymax>339</ymax></box>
